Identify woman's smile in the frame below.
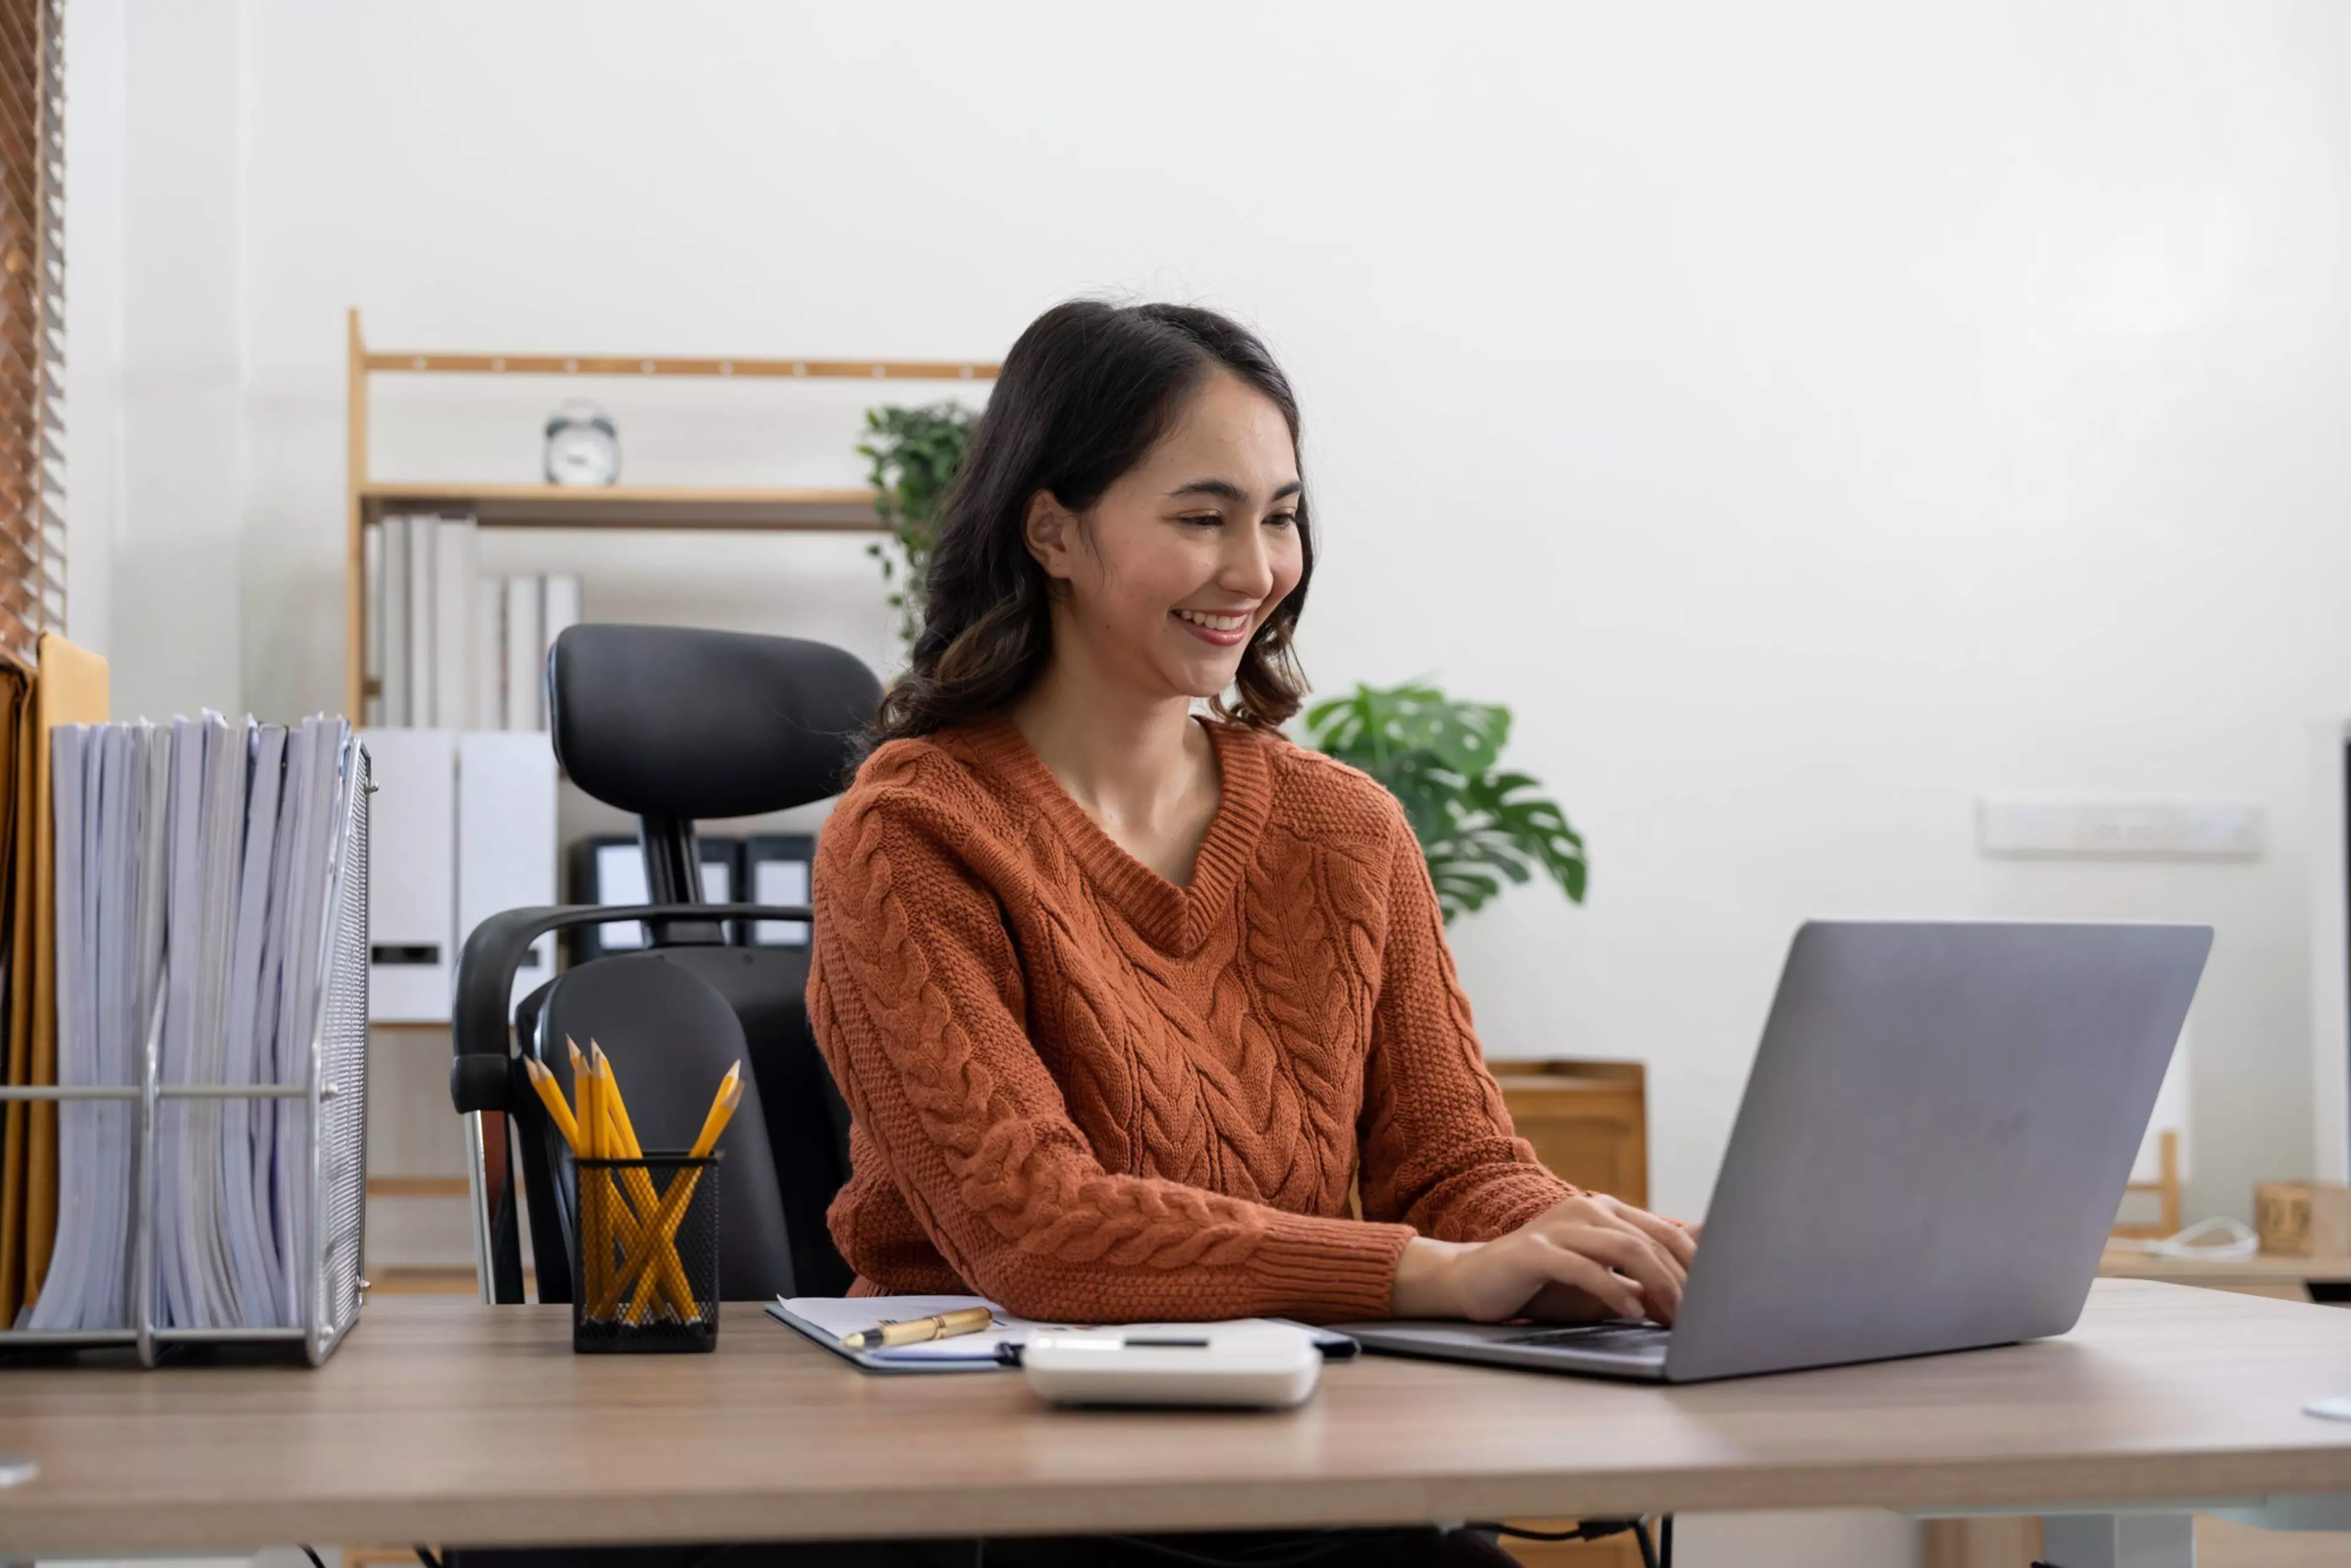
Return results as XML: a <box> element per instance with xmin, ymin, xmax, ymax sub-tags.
<box><xmin>1172</xmin><ymin>606</ymin><xmax>1257</xmax><ymax>647</ymax></box>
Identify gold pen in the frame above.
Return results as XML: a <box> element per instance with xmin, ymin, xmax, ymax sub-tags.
<box><xmin>842</xmin><ymin>1306</ymin><xmax>996</xmax><ymax>1350</ymax></box>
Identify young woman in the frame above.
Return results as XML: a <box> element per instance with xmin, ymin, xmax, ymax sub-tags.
<box><xmin>809</xmin><ymin>300</ymin><xmax>1693</xmax><ymax>1339</ymax></box>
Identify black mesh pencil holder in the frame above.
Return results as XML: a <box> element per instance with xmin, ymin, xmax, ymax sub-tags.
<box><xmin>570</xmin><ymin>1151</ymin><xmax>722</xmax><ymax>1354</ymax></box>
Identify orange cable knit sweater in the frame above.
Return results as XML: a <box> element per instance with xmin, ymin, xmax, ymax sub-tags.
<box><xmin>806</xmin><ymin>715</ymin><xmax>1577</xmax><ymax>1324</ymax></box>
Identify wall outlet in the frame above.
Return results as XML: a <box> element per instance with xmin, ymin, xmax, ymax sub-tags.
<box><xmin>1977</xmin><ymin>798</ymin><xmax>2264</xmax><ymax>860</ymax></box>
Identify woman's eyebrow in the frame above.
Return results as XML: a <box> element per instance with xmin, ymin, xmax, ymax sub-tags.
<box><xmin>1167</xmin><ymin>478</ymin><xmax>1304</xmax><ymax>501</ymax></box>
<box><xmin>1168</xmin><ymin>478</ymin><xmax>1245</xmax><ymax>501</ymax></box>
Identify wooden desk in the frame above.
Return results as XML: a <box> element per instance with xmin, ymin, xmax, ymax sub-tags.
<box><xmin>1933</xmin><ymin>1250</ymin><xmax>2351</xmax><ymax>1568</ymax></box>
<box><xmin>6</xmin><ymin>1283</ymin><xmax>2351</xmax><ymax>1560</ymax></box>
<box><xmin>2099</xmin><ymin>1247</ymin><xmax>2351</xmax><ymax>1302</ymax></box>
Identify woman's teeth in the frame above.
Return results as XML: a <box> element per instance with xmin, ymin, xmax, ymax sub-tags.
<box><xmin>1175</xmin><ymin>610</ymin><xmax>1248</xmax><ymax>632</ymax></box>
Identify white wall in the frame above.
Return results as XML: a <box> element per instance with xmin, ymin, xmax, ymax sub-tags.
<box><xmin>112</xmin><ymin>0</ymin><xmax>247</xmax><ymax>722</ymax></box>
<box><xmin>81</xmin><ymin>2</ymin><xmax>2351</xmax><ymax>1240</ymax></box>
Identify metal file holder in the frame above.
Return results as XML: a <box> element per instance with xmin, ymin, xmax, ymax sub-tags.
<box><xmin>0</xmin><ymin>735</ymin><xmax>372</xmax><ymax>1366</ymax></box>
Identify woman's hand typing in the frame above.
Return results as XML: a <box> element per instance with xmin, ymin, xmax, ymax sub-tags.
<box><xmin>1387</xmin><ymin>1193</ymin><xmax>1697</xmax><ymax>1324</ymax></box>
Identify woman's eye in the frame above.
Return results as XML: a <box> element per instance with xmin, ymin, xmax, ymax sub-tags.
<box><xmin>1267</xmin><ymin>512</ymin><xmax>1299</xmax><ymax>530</ymax></box>
<box><xmin>1178</xmin><ymin>513</ymin><xmax>1221</xmax><ymax>528</ymax></box>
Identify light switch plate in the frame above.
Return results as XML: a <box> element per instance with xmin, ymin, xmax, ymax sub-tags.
<box><xmin>1977</xmin><ymin>798</ymin><xmax>2264</xmax><ymax>860</ymax></box>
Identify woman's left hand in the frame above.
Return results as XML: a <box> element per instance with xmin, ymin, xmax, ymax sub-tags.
<box><xmin>1518</xmin><ymin>1193</ymin><xmax>1698</xmax><ymax>1323</ymax></box>
<box><xmin>1387</xmin><ymin>1191</ymin><xmax>1698</xmax><ymax>1324</ymax></box>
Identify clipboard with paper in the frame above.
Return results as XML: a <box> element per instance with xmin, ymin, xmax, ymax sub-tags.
<box><xmin>766</xmin><ymin>1294</ymin><xmax>1029</xmax><ymax>1372</ymax></box>
<box><xmin>765</xmin><ymin>1293</ymin><xmax>1360</xmax><ymax>1375</ymax></box>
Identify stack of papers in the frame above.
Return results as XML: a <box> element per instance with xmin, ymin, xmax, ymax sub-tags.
<box><xmin>24</xmin><ymin>713</ymin><xmax>349</xmax><ymax>1331</ymax></box>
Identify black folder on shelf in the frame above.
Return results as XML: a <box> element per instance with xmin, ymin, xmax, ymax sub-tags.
<box><xmin>566</xmin><ymin>833</ymin><xmax>748</xmax><ymax>962</ymax></box>
<box><xmin>740</xmin><ymin>834</ymin><xmax>815</xmax><ymax>948</ymax></box>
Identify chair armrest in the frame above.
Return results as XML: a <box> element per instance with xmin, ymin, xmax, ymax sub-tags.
<box><xmin>448</xmin><ymin>902</ymin><xmax>816</xmax><ymax>1112</ymax></box>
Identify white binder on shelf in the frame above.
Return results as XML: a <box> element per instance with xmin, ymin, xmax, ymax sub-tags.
<box><xmin>403</xmin><ymin>521</ymin><xmax>435</xmax><ymax>725</ymax></box>
<box><xmin>504</xmin><ymin>576</ymin><xmax>544</xmax><ymax>732</ymax></box>
<box><xmin>456</xmin><ymin>731</ymin><xmax>558</xmax><ymax>1013</ymax></box>
<box><xmin>473</xmin><ymin>577</ymin><xmax>504</xmax><ymax>731</ymax></box>
<box><xmin>362</xmin><ymin>728</ymin><xmax>456</xmax><ymax>1022</ymax></box>
<box><xmin>542</xmin><ymin>574</ymin><xmax>581</xmax><ymax>666</ymax></box>
<box><xmin>431</xmin><ymin>517</ymin><xmax>475</xmax><ymax>728</ymax></box>
<box><xmin>362</xmin><ymin>525</ymin><xmax>384</xmax><ymax>728</ymax></box>
<box><xmin>380</xmin><ymin>518</ymin><xmax>410</xmax><ymax>727</ymax></box>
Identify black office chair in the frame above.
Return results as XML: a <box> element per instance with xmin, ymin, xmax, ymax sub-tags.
<box><xmin>448</xmin><ymin>624</ymin><xmax>880</xmax><ymax>1305</ymax></box>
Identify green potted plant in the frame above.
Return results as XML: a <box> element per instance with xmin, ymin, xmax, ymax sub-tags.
<box><xmin>860</xmin><ymin>403</ymin><xmax>980</xmax><ymax>648</ymax></box>
<box><xmin>1303</xmin><ymin>681</ymin><xmax>1587</xmax><ymax>923</ymax></box>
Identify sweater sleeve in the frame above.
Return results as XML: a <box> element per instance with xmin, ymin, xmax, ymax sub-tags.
<box><xmin>808</xmin><ymin>790</ymin><xmax>1415</xmax><ymax>1324</ymax></box>
<box><xmin>1355</xmin><ymin>807</ymin><xmax>1581</xmax><ymax>1241</ymax></box>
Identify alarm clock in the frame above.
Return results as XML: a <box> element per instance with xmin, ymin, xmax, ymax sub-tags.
<box><xmin>544</xmin><ymin>399</ymin><xmax>621</xmax><ymax>487</ymax></box>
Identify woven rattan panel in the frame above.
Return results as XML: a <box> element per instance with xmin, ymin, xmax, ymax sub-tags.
<box><xmin>0</xmin><ymin>0</ymin><xmax>62</xmax><ymax>658</ymax></box>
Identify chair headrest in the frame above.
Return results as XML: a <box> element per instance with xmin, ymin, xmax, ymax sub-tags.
<box><xmin>550</xmin><ymin>624</ymin><xmax>881</xmax><ymax>820</ymax></box>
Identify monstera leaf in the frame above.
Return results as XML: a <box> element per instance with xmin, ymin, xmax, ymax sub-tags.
<box><xmin>1304</xmin><ymin>683</ymin><xmax>1586</xmax><ymax>924</ymax></box>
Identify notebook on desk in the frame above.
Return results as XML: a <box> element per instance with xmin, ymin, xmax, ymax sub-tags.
<box><xmin>768</xmin><ymin>1294</ymin><xmax>1359</xmax><ymax>1375</ymax></box>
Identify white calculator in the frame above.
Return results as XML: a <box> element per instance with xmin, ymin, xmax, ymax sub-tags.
<box><xmin>1019</xmin><ymin>1321</ymin><xmax>1324</xmax><ymax>1409</ymax></box>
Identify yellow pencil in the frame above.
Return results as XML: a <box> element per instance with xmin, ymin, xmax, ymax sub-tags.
<box><xmin>690</xmin><ymin>1063</ymin><xmax>743</xmax><ymax>1158</ymax></box>
<box><xmin>523</xmin><ymin>1056</ymin><xmax>581</xmax><ymax>1152</ymax></box>
<box><xmin>576</xmin><ymin>1046</ymin><xmax>593</xmax><ymax>1160</ymax></box>
<box><xmin>568</xmin><ymin>1038</ymin><xmax>591</xmax><ymax>1150</ymax></box>
<box><xmin>580</xmin><ymin>1047</ymin><xmax>610</xmax><ymax>1305</ymax></box>
<box><xmin>602</xmin><ymin>1067</ymin><xmax>743</xmax><ymax>1317</ymax></box>
<box><xmin>592</xmin><ymin>1044</ymin><xmax>667</xmax><ymax>1311</ymax></box>
<box><xmin>591</xmin><ymin>1043</ymin><xmax>697</xmax><ymax>1322</ymax></box>
<box><xmin>593</xmin><ymin>1043</ymin><xmax>648</xmax><ymax>1159</ymax></box>
<box><xmin>603</xmin><ymin>1086</ymin><xmax>737</xmax><ymax>1319</ymax></box>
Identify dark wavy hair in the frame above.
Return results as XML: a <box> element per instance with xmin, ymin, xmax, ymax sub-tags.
<box><xmin>871</xmin><ymin>300</ymin><xmax>1313</xmax><ymax>743</ymax></box>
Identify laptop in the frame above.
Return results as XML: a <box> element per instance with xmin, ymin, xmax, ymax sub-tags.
<box><xmin>1338</xmin><ymin>920</ymin><xmax>2211</xmax><ymax>1384</ymax></box>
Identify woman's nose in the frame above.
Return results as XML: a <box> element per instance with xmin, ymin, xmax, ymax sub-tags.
<box><xmin>1220</xmin><ymin>525</ymin><xmax>1276</xmax><ymax>598</ymax></box>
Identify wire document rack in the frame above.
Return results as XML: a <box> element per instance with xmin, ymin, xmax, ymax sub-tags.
<box><xmin>0</xmin><ymin>735</ymin><xmax>372</xmax><ymax>1365</ymax></box>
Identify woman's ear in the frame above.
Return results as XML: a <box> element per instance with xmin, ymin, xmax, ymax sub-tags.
<box><xmin>1023</xmin><ymin>490</ymin><xmax>1079</xmax><ymax>581</ymax></box>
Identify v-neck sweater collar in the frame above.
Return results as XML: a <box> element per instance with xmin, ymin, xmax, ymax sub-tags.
<box><xmin>962</xmin><ymin>713</ymin><xmax>1274</xmax><ymax>954</ymax></box>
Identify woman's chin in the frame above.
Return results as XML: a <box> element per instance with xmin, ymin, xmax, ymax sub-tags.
<box><xmin>1169</xmin><ymin>661</ymin><xmax>1243</xmax><ymax>703</ymax></box>
<box><xmin>1137</xmin><ymin>642</ymin><xmax>1244</xmax><ymax>702</ymax></box>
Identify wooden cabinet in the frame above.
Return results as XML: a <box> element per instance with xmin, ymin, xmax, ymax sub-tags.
<box><xmin>1493</xmin><ymin>1060</ymin><xmax>1648</xmax><ymax>1209</ymax></box>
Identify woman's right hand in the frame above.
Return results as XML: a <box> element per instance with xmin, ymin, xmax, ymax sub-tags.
<box><xmin>1387</xmin><ymin>1193</ymin><xmax>1696</xmax><ymax>1324</ymax></box>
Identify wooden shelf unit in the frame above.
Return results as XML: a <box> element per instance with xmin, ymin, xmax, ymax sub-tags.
<box><xmin>343</xmin><ymin>308</ymin><xmax>1002</xmax><ymax>716</ymax></box>
<box><xmin>357</xmin><ymin>481</ymin><xmax>886</xmax><ymax>531</ymax></box>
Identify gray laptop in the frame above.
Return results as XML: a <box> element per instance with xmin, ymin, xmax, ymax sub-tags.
<box><xmin>1340</xmin><ymin>920</ymin><xmax>2211</xmax><ymax>1384</ymax></box>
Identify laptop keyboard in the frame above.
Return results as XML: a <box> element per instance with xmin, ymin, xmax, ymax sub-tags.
<box><xmin>1501</xmin><ymin>1322</ymin><xmax>1673</xmax><ymax>1353</ymax></box>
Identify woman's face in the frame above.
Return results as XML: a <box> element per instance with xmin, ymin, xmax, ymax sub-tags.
<box><xmin>1026</xmin><ymin>370</ymin><xmax>1305</xmax><ymax>706</ymax></box>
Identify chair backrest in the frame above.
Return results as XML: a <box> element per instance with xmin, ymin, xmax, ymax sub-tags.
<box><xmin>620</xmin><ymin>946</ymin><xmax>857</xmax><ymax>1296</ymax></box>
<box><xmin>538</xmin><ymin>623</ymin><xmax>880</xmax><ymax>1299</ymax></box>
<box><xmin>550</xmin><ymin>623</ymin><xmax>878</xmax><ymax>821</ymax></box>
<box><xmin>520</xmin><ymin>956</ymin><xmax>799</xmax><ymax>1300</ymax></box>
